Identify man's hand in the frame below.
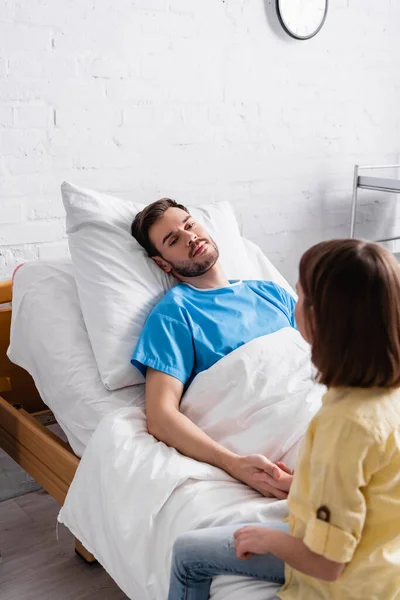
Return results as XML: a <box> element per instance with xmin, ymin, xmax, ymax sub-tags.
<box><xmin>234</xmin><ymin>525</ymin><xmax>273</xmax><ymax>559</ymax></box>
<box><xmin>228</xmin><ymin>455</ymin><xmax>292</xmax><ymax>500</ymax></box>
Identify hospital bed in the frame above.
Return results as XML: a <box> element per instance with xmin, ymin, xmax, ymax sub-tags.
<box><xmin>0</xmin><ymin>183</ymin><xmax>322</xmax><ymax>599</ymax></box>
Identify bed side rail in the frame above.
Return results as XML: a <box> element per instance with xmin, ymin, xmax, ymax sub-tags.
<box><xmin>0</xmin><ymin>397</ymin><xmax>79</xmax><ymax>504</ymax></box>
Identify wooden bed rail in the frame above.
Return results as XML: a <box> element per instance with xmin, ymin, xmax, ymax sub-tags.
<box><xmin>0</xmin><ymin>397</ymin><xmax>79</xmax><ymax>504</ymax></box>
<box><xmin>0</xmin><ymin>279</ymin><xmax>12</xmax><ymax>304</ymax></box>
<box><xmin>0</xmin><ymin>279</ymin><xmax>45</xmax><ymax>411</ymax></box>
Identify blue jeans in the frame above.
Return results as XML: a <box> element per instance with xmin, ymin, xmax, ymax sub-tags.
<box><xmin>168</xmin><ymin>521</ymin><xmax>288</xmax><ymax>600</ymax></box>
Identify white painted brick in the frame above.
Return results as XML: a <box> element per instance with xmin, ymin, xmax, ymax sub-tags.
<box><xmin>7</xmin><ymin>245</ymin><xmax>39</xmax><ymax>263</ymax></box>
<box><xmin>28</xmin><ymin>197</ymin><xmax>66</xmax><ymax>220</ymax></box>
<box><xmin>0</xmin><ymin>24</ymin><xmax>52</xmax><ymax>54</ymax></box>
<box><xmin>84</xmin><ymin>58</ymin><xmax>129</xmax><ymax>80</ymax></box>
<box><xmin>14</xmin><ymin>0</ymin><xmax>94</xmax><ymax>28</ymax></box>
<box><xmin>50</xmin><ymin>30</ymin><xmax>93</xmax><ymax>57</ymax></box>
<box><xmin>0</xmin><ymin>244</ymin><xmax>39</xmax><ymax>278</ymax></box>
<box><xmin>166</xmin><ymin>74</ymin><xmax>224</xmax><ymax>103</ymax></box>
<box><xmin>51</xmin><ymin>20</ymin><xmax>143</xmax><ymax>59</ymax></box>
<box><xmin>8</xmin><ymin>56</ymin><xmax>78</xmax><ymax>79</ymax></box>
<box><xmin>55</xmin><ymin>107</ymin><xmax>122</xmax><ymax>129</ymax></box>
<box><xmin>0</xmin><ymin>128</ymin><xmax>48</xmax><ymax>157</ymax></box>
<box><xmin>5</xmin><ymin>154</ymin><xmax>53</xmax><ymax>175</ymax></box>
<box><xmin>0</xmin><ymin>80</ymin><xmax>40</xmax><ymax>102</ymax></box>
<box><xmin>70</xmin><ymin>145</ymin><xmax>134</xmax><ymax>171</ymax></box>
<box><xmin>0</xmin><ymin>0</ymin><xmax>15</xmax><ymax>23</ymax></box>
<box><xmin>122</xmin><ymin>105</ymin><xmax>155</xmax><ymax>126</ymax></box>
<box><xmin>48</xmin><ymin>127</ymin><xmax>125</xmax><ymax>170</ymax></box>
<box><xmin>0</xmin><ymin>58</ymin><xmax>8</xmax><ymax>77</ymax></box>
<box><xmin>13</xmin><ymin>106</ymin><xmax>52</xmax><ymax>129</ymax></box>
<box><xmin>0</xmin><ymin>104</ymin><xmax>14</xmax><ymax>127</ymax></box>
<box><xmin>132</xmin><ymin>0</ymin><xmax>167</xmax><ymax>10</ymax></box>
<box><xmin>0</xmin><ymin>157</ymin><xmax>6</xmax><ymax>177</ymax></box>
<box><xmin>37</xmin><ymin>240</ymin><xmax>70</xmax><ymax>260</ymax></box>
<box><xmin>166</xmin><ymin>0</ymin><xmax>198</xmax><ymax>14</ymax></box>
<box><xmin>105</xmin><ymin>79</ymin><xmax>167</xmax><ymax>104</ymax></box>
<box><xmin>0</xmin><ymin>172</ymin><xmax>53</xmax><ymax>196</ymax></box>
<box><xmin>139</xmin><ymin>11</ymin><xmax>197</xmax><ymax>37</ymax></box>
<box><xmin>209</xmin><ymin>103</ymin><xmax>261</xmax><ymax>143</ymax></box>
<box><xmin>42</xmin><ymin>79</ymin><xmax>107</xmax><ymax>107</ymax></box>
<box><xmin>0</xmin><ymin>221</ymin><xmax>64</xmax><ymax>246</ymax></box>
<box><xmin>117</xmin><ymin>105</ymin><xmax>214</xmax><ymax>145</ymax></box>
<box><xmin>68</xmin><ymin>167</ymin><xmax>142</xmax><ymax>193</ymax></box>
<box><xmin>0</xmin><ymin>200</ymin><xmax>24</xmax><ymax>224</ymax></box>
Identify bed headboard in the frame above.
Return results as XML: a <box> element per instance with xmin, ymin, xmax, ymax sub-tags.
<box><xmin>0</xmin><ymin>280</ymin><xmax>46</xmax><ymax>413</ymax></box>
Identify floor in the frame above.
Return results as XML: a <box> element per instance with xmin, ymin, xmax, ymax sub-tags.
<box><xmin>0</xmin><ymin>490</ymin><xmax>129</xmax><ymax>600</ymax></box>
<box><xmin>0</xmin><ymin>423</ymin><xmax>64</xmax><ymax>502</ymax></box>
<box><xmin>0</xmin><ymin>448</ymin><xmax>40</xmax><ymax>502</ymax></box>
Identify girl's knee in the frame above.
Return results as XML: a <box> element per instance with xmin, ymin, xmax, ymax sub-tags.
<box><xmin>172</xmin><ymin>531</ymin><xmax>200</xmax><ymax>562</ymax></box>
<box><xmin>172</xmin><ymin>529</ymin><xmax>215</xmax><ymax>566</ymax></box>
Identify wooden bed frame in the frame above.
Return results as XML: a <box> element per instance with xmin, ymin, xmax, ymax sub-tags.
<box><xmin>0</xmin><ymin>279</ymin><xmax>95</xmax><ymax>563</ymax></box>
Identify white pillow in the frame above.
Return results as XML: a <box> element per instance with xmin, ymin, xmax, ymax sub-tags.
<box><xmin>8</xmin><ymin>260</ymin><xmax>143</xmax><ymax>456</ymax></box>
<box><xmin>241</xmin><ymin>238</ymin><xmax>295</xmax><ymax>298</ymax></box>
<box><xmin>62</xmin><ymin>182</ymin><xmax>254</xmax><ymax>391</ymax></box>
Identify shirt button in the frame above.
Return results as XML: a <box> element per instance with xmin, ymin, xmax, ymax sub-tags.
<box><xmin>316</xmin><ymin>506</ymin><xmax>331</xmax><ymax>522</ymax></box>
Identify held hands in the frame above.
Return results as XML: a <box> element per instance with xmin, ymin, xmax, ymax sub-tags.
<box><xmin>231</xmin><ymin>455</ymin><xmax>293</xmax><ymax>500</ymax></box>
<box><xmin>234</xmin><ymin>525</ymin><xmax>273</xmax><ymax>560</ymax></box>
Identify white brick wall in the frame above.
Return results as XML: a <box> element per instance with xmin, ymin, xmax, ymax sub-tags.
<box><xmin>1</xmin><ymin>0</ymin><xmax>400</xmax><ymax>283</ymax></box>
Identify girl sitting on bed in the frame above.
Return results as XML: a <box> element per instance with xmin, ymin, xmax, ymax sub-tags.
<box><xmin>167</xmin><ymin>239</ymin><xmax>400</xmax><ymax>600</ymax></box>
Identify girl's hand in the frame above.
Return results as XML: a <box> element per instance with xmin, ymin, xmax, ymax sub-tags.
<box><xmin>275</xmin><ymin>461</ymin><xmax>294</xmax><ymax>476</ymax></box>
<box><xmin>250</xmin><ymin>460</ymin><xmax>293</xmax><ymax>495</ymax></box>
<box><xmin>233</xmin><ymin>526</ymin><xmax>273</xmax><ymax>560</ymax></box>
<box><xmin>275</xmin><ymin>461</ymin><xmax>294</xmax><ymax>490</ymax></box>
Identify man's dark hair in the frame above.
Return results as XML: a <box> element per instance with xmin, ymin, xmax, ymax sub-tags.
<box><xmin>131</xmin><ymin>198</ymin><xmax>189</xmax><ymax>257</ymax></box>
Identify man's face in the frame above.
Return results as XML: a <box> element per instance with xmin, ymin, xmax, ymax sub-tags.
<box><xmin>149</xmin><ymin>207</ymin><xmax>219</xmax><ymax>278</ymax></box>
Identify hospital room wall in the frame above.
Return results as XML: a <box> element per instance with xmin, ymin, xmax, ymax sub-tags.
<box><xmin>0</xmin><ymin>0</ymin><xmax>400</xmax><ymax>284</ymax></box>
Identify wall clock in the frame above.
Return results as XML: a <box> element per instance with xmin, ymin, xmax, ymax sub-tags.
<box><xmin>276</xmin><ymin>0</ymin><xmax>328</xmax><ymax>40</ymax></box>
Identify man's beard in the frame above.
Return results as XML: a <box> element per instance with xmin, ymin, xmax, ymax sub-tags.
<box><xmin>170</xmin><ymin>239</ymin><xmax>219</xmax><ymax>278</ymax></box>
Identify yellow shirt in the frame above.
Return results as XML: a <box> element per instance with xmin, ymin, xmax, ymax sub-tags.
<box><xmin>278</xmin><ymin>387</ymin><xmax>400</xmax><ymax>600</ymax></box>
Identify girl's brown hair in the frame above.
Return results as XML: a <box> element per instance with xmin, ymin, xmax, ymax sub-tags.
<box><xmin>299</xmin><ymin>239</ymin><xmax>400</xmax><ymax>388</ymax></box>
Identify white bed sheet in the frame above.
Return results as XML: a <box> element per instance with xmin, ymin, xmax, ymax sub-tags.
<box><xmin>59</xmin><ymin>329</ymin><xmax>324</xmax><ymax>600</ymax></box>
<box><xmin>8</xmin><ymin>260</ymin><xmax>143</xmax><ymax>457</ymax></box>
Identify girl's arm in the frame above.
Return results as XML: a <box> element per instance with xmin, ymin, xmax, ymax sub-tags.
<box><xmin>235</xmin><ymin>418</ymin><xmax>373</xmax><ymax>583</ymax></box>
<box><xmin>234</xmin><ymin>526</ymin><xmax>345</xmax><ymax>582</ymax></box>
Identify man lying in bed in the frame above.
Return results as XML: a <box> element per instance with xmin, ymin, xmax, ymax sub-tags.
<box><xmin>130</xmin><ymin>199</ymin><xmax>296</xmax><ymax>500</ymax></box>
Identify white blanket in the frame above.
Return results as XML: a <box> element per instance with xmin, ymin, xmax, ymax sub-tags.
<box><xmin>58</xmin><ymin>328</ymin><xmax>323</xmax><ymax>600</ymax></box>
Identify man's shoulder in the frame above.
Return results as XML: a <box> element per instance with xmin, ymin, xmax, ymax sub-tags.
<box><xmin>243</xmin><ymin>279</ymin><xmax>282</xmax><ymax>294</ymax></box>
<box><xmin>159</xmin><ymin>283</ymin><xmax>188</xmax><ymax>303</ymax></box>
<box><xmin>150</xmin><ymin>284</ymin><xmax>189</xmax><ymax>317</ymax></box>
